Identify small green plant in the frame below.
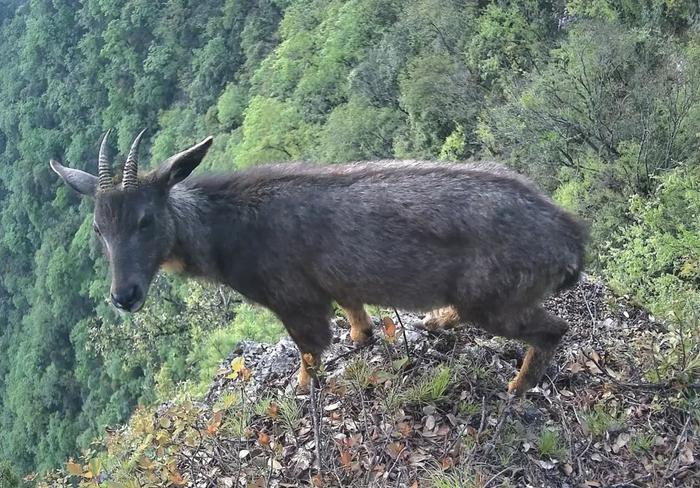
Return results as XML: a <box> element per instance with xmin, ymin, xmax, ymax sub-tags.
<box><xmin>365</xmin><ymin>305</ymin><xmax>385</xmax><ymax>317</ymax></box>
<box><xmin>471</xmin><ymin>365</ymin><xmax>491</xmax><ymax>381</ymax></box>
<box><xmin>404</xmin><ymin>365</ymin><xmax>452</xmax><ymax>404</ymax></box>
<box><xmin>427</xmin><ymin>468</ymin><xmax>477</xmax><ymax>488</ymax></box>
<box><xmin>0</xmin><ymin>460</ymin><xmax>20</xmax><ymax>488</ymax></box>
<box><xmin>277</xmin><ymin>396</ymin><xmax>303</xmax><ymax>434</ymax></box>
<box><xmin>213</xmin><ymin>390</ymin><xmax>241</xmax><ymax>413</ymax></box>
<box><xmin>538</xmin><ymin>428</ymin><xmax>567</xmax><ymax>460</ymax></box>
<box><xmin>645</xmin><ymin>304</ymin><xmax>700</xmax><ymax>386</ymax></box>
<box><xmin>379</xmin><ymin>383</ymin><xmax>404</xmax><ymax>411</ymax></box>
<box><xmin>458</xmin><ymin>400</ymin><xmax>481</xmax><ymax>417</ymax></box>
<box><xmin>223</xmin><ymin>409</ymin><xmax>252</xmax><ymax>438</ymax></box>
<box><xmin>494</xmin><ymin>422</ymin><xmax>520</xmax><ymax>466</ymax></box>
<box><xmin>583</xmin><ymin>404</ymin><xmax>626</xmax><ymax>437</ymax></box>
<box><xmin>629</xmin><ymin>432</ymin><xmax>655</xmax><ymax>456</ymax></box>
<box><xmin>345</xmin><ymin>357</ymin><xmax>374</xmax><ymax>389</ymax></box>
<box><xmin>253</xmin><ymin>395</ymin><xmax>273</xmax><ymax>417</ymax></box>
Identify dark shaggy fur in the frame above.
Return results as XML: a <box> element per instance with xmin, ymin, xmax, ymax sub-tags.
<box><xmin>52</xmin><ymin>144</ymin><xmax>588</xmax><ymax>394</ymax></box>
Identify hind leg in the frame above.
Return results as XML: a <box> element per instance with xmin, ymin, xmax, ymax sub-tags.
<box><xmin>463</xmin><ymin>305</ymin><xmax>568</xmax><ymax>395</ymax></box>
<box><xmin>278</xmin><ymin>305</ymin><xmax>333</xmax><ymax>392</ymax></box>
<box><xmin>341</xmin><ymin>304</ymin><xmax>373</xmax><ymax>344</ymax></box>
<box><xmin>423</xmin><ymin>306</ymin><xmax>461</xmax><ymax>330</ymax></box>
<box><xmin>504</xmin><ymin>307</ymin><xmax>569</xmax><ymax>395</ymax></box>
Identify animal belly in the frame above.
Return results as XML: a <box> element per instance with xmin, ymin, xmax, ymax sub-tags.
<box><xmin>330</xmin><ymin>270</ymin><xmax>452</xmax><ymax>311</ymax></box>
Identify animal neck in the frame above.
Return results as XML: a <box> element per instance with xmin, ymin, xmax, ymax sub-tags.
<box><xmin>164</xmin><ymin>184</ymin><xmax>215</xmax><ymax>278</ymax></box>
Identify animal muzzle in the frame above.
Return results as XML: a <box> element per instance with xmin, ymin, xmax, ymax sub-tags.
<box><xmin>110</xmin><ymin>284</ymin><xmax>145</xmax><ymax>312</ymax></box>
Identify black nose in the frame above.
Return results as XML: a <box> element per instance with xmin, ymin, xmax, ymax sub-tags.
<box><xmin>111</xmin><ymin>285</ymin><xmax>142</xmax><ymax>311</ymax></box>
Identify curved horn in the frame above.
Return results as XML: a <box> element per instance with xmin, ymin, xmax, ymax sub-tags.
<box><xmin>98</xmin><ymin>130</ymin><xmax>112</xmax><ymax>191</ymax></box>
<box><xmin>123</xmin><ymin>128</ymin><xmax>147</xmax><ymax>191</ymax></box>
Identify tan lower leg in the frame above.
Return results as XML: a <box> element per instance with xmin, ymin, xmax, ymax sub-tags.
<box><xmin>298</xmin><ymin>352</ymin><xmax>319</xmax><ymax>392</ymax></box>
<box><xmin>508</xmin><ymin>346</ymin><xmax>553</xmax><ymax>395</ymax></box>
<box><xmin>423</xmin><ymin>306</ymin><xmax>461</xmax><ymax>330</ymax></box>
<box><xmin>343</xmin><ymin>306</ymin><xmax>373</xmax><ymax>343</ymax></box>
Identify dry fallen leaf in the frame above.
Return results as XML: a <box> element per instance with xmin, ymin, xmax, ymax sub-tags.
<box><xmin>207</xmin><ymin>411</ymin><xmax>223</xmax><ymax>435</ymax></box>
<box><xmin>66</xmin><ymin>461</ymin><xmax>83</xmax><ymax>477</ymax></box>
<box><xmin>408</xmin><ymin>450</ymin><xmax>431</xmax><ymax>466</ymax></box>
<box><xmin>227</xmin><ymin>356</ymin><xmax>246</xmax><ymax>379</ymax></box>
<box><xmin>397</xmin><ymin>421</ymin><xmax>413</xmax><ymax>437</ymax></box>
<box><xmin>258</xmin><ymin>431</ymin><xmax>271</xmax><ymax>447</ymax></box>
<box><xmin>382</xmin><ymin>317</ymin><xmax>397</xmax><ymax>341</ymax></box>
<box><xmin>169</xmin><ymin>472</ymin><xmax>187</xmax><ymax>487</ymax></box>
<box><xmin>567</xmin><ymin>361</ymin><xmax>584</xmax><ymax>374</ymax></box>
<box><xmin>612</xmin><ymin>432</ymin><xmax>630</xmax><ymax>453</ymax></box>
<box><xmin>290</xmin><ymin>449</ymin><xmax>313</xmax><ymax>473</ymax></box>
<box><xmin>585</xmin><ymin>359</ymin><xmax>603</xmax><ymax>375</ymax></box>
<box><xmin>679</xmin><ymin>444</ymin><xmax>695</xmax><ymax>466</ymax></box>
<box><xmin>386</xmin><ymin>442</ymin><xmax>404</xmax><ymax>460</ymax></box>
<box><xmin>340</xmin><ymin>448</ymin><xmax>353</xmax><ymax>470</ymax></box>
<box><xmin>441</xmin><ymin>457</ymin><xmax>454</xmax><ymax>470</ymax></box>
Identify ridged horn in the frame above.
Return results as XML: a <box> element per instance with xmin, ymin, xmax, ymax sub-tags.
<box><xmin>123</xmin><ymin>128</ymin><xmax>146</xmax><ymax>191</ymax></box>
<box><xmin>97</xmin><ymin>130</ymin><xmax>112</xmax><ymax>191</ymax></box>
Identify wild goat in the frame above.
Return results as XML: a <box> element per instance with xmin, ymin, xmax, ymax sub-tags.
<box><xmin>50</xmin><ymin>131</ymin><xmax>587</xmax><ymax>394</ymax></box>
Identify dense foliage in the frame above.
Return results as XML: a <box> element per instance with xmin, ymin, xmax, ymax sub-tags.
<box><xmin>0</xmin><ymin>0</ymin><xmax>698</xmax><ymax>478</ymax></box>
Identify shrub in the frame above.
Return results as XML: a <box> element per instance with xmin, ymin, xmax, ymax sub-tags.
<box><xmin>601</xmin><ymin>165</ymin><xmax>700</xmax><ymax>385</ymax></box>
<box><xmin>0</xmin><ymin>461</ymin><xmax>20</xmax><ymax>488</ymax></box>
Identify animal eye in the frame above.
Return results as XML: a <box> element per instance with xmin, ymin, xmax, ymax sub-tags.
<box><xmin>92</xmin><ymin>222</ymin><xmax>101</xmax><ymax>235</ymax></box>
<box><xmin>138</xmin><ymin>215</ymin><xmax>154</xmax><ymax>230</ymax></box>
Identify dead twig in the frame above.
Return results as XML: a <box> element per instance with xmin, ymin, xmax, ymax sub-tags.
<box><xmin>663</xmin><ymin>414</ymin><xmax>692</xmax><ymax>480</ymax></box>
<box><xmin>583</xmin><ymin>350</ymin><xmax>700</xmax><ymax>391</ymax></box>
<box><xmin>483</xmin><ymin>466</ymin><xmax>515</xmax><ymax>488</ymax></box>
<box><xmin>609</xmin><ymin>473</ymin><xmax>653</xmax><ymax>487</ymax></box>
<box><xmin>325</xmin><ymin>335</ymin><xmax>377</xmax><ymax>369</ymax></box>
<box><xmin>308</xmin><ymin>378</ymin><xmax>323</xmax><ymax>473</ymax></box>
<box><xmin>393</xmin><ymin>307</ymin><xmax>412</xmax><ymax>363</ymax></box>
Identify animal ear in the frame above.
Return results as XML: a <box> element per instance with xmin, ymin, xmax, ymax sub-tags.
<box><xmin>49</xmin><ymin>159</ymin><xmax>97</xmax><ymax>197</ymax></box>
<box><xmin>155</xmin><ymin>136</ymin><xmax>213</xmax><ymax>188</ymax></box>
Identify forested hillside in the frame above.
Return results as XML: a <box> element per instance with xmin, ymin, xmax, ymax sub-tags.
<box><xmin>0</xmin><ymin>0</ymin><xmax>698</xmax><ymax>481</ymax></box>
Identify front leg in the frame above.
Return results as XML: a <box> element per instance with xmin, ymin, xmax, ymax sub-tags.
<box><xmin>277</xmin><ymin>305</ymin><xmax>333</xmax><ymax>392</ymax></box>
<box><xmin>342</xmin><ymin>304</ymin><xmax>373</xmax><ymax>344</ymax></box>
<box><xmin>298</xmin><ymin>351</ymin><xmax>320</xmax><ymax>391</ymax></box>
